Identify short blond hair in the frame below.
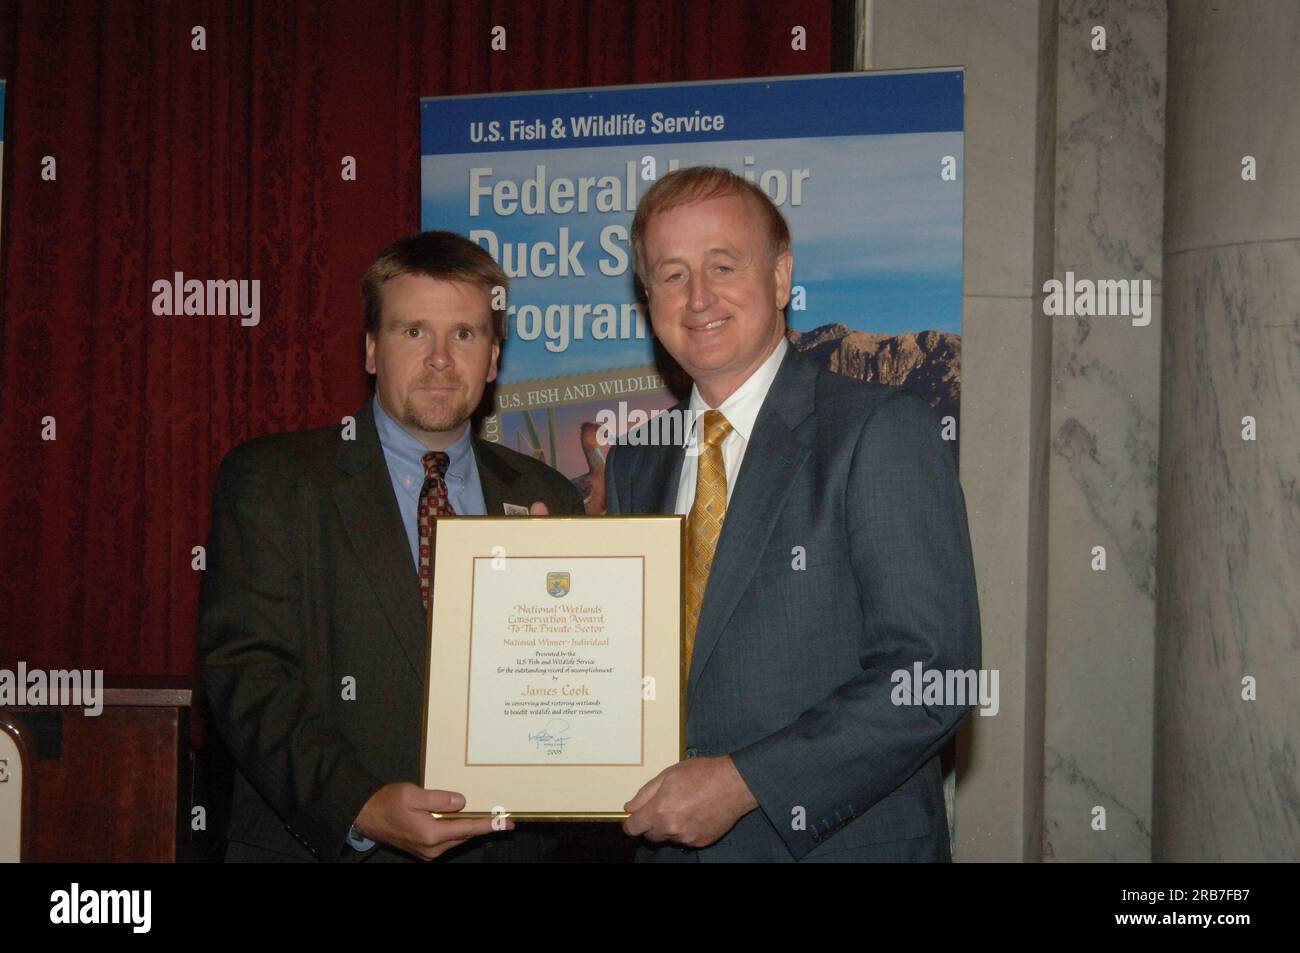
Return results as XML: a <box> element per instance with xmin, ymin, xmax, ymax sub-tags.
<box><xmin>629</xmin><ymin>166</ymin><xmax>792</xmax><ymax>285</ymax></box>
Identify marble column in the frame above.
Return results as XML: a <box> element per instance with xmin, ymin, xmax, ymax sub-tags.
<box><xmin>1043</xmin><ymin>0</ymin><xmax>1165</xmax><ymax>862</ymax></box>
<box><xmin>1155</xmin><ymin>1</ymin><xmax>1300</xmax><ymax>860</ymax></box>
<box><xmin>867</xmin><ymin>0</ymin><xmax>1060</xmax><ymax>860</ymax></box>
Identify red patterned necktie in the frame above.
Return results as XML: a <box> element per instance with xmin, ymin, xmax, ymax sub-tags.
<box><xmin>418</xmin><ymin>450</ymin><xmax>456</xmax><ymax>610</ymax></box>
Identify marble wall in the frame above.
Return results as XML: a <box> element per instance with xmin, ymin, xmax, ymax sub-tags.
<box><xmin>1155</xmin><ymin>1</ymin><xmax>1300</xmax><ymax>861</ymax></box>
<box><xmin>866</xmin><ymin>0</ymin><xmax>1297</xmax><ymax>862</ymax></box>
<box><xmin>866</xmin><ymin>0</ymin><xmax>1168</xmax><ymax>860</ymax></box>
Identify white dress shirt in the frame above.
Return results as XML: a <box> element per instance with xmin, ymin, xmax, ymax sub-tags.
<box><xmin>674</xmin><ymin>337</ymin><xmax>789</xmax><ymax>516</ymax></box>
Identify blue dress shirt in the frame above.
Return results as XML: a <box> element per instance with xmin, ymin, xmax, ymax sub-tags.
<box><xmin>372</xmin><ymin>393</ymin><xmax>488</xmax><ymax>566</ymax></box>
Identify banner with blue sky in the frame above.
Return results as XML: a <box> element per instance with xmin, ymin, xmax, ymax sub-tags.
<box><xmin>421</xmin><ymin>70</ymin><xmax>964</xmax><ymax>512</ymax></box>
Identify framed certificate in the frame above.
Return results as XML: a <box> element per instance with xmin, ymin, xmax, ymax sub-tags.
<box><xmin>420</xmin><ymin>515</ymin><xmax>683</xmax><ymax>819</ymax></box>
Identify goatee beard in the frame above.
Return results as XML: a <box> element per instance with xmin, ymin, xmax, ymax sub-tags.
<box><xmin>402</xmin><ymin>392</ymin><xmax>469</xmax><ymax>436</ymax></box>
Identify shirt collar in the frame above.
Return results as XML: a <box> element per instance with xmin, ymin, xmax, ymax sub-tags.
<box><xmin>372</xmin><ymin>393</ymin><xmax>476</xmax><ymax>486</ymax></box>
<box><xmin>686</xmin><ymin>336</ymin><xmax>789</xmax><ymax>445</ymax></box>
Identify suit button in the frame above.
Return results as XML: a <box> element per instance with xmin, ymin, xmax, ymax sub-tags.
<box><xmin>685</xmin><ymin>747</ymin><xmax>698</xmax><ymax>759</ymax></box>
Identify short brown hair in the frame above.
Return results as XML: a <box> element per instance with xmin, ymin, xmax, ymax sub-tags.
<box><xmin>362</xmin><ymin>231</ymin><xmax>508</xmax><ymax>339</ymax></box>
<box><xmin>629</xmin><ymin>166</ymin><xmax>792</xmax><ymax>285</ymax></box>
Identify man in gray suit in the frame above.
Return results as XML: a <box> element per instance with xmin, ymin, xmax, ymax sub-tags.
<box><xmin>199</xmin><ymin>231</ymin><xmax>623</xmax><ymax>862</ymax></box>
<box><xmin>606</xmin><ymin>168</ymin><xmax>982</xmax><ymax>862</ymax></box>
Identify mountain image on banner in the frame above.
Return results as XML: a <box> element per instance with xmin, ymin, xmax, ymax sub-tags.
<box><xmin>787</xmin><ymin>323</ymin><xmax>962</xmax><ymax>426</ymax></box>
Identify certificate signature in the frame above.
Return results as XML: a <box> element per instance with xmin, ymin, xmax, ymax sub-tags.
<box><xmin>528</xmin><ymin>718</ymin><xmax>572</xmax><ymax>751</ymax></box>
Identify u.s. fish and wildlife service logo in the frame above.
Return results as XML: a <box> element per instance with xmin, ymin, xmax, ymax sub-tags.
<box><xmin>546</xmin><ymin>572</ymin><xmax>570</xmax><ymax>598</ymax></box>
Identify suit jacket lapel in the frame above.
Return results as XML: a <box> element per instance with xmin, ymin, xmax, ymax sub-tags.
<box><xmin>473</xmin><ymin>438</ymin><xmax>523</xmax><ymax>514</ymax></box>
<box><xmin>689</xmin><ymin>349</ymin><xmax>818</xmax><ymax>701</ymax></box>
<box><xmin>332</xmin><ymin>401</ymin><xmax>428</xmax><ymax>682</ymax></box>
<box><xmin>632</xmin><ymin>399</ymin><xmax>688</xmax><ymax>515</ymax></box>
<box><xmin>652</xmin><ymin>448</ymin><xmax>686</xmax><ymax>514</ymax></box>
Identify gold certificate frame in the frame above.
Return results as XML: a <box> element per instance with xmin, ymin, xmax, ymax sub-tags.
<box><xmin>420</xmin><ymin>515</ymin><xmax>684</xmax><ymax>820</ymax></box>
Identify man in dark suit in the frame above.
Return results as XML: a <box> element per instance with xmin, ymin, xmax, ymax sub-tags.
<box><xmin>199</xmin><ymin>231</ymin><xmax>605</xmax><ymax>862</ymax></box>
<box><xmin>606</xmin><ymin>167</ymin><xmax>982</xmax><ymax>862</ymax></box>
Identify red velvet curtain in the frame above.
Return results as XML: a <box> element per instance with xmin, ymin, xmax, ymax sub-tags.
<box><xmin>0</xmin><ymin>0</ymin><xmax>836</xmax><ymax>677</ymax></box>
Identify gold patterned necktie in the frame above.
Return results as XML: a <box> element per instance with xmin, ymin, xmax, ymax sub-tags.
<box><xmin>684</xmin><ymin>410</ymin><xmax>733</xmax><ymax>679</ymax></box>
